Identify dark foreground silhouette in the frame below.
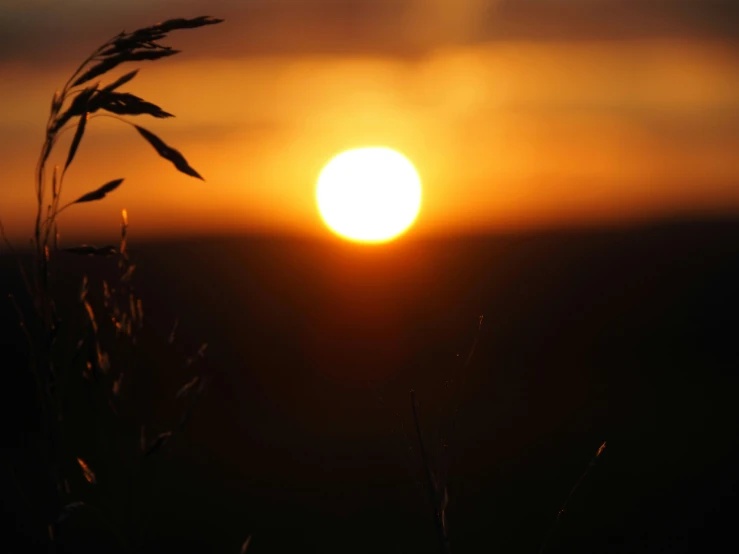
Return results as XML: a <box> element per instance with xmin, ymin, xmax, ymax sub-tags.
<box><xmin>2</xmin><ymin>217</ymin><xmax>738</xmax><ymax>553</ymax></box>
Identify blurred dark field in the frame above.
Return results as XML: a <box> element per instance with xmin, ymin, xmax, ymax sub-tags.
<box><xmin>2</xmin><ymin>218</ymin><xmax>739</xmax><ymax>553</ymax></box>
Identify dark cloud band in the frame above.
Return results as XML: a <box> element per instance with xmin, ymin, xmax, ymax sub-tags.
<box><xmin>1</xmin><ymin>0</ymin><xmax>737</xmax><ymax>66</ymax></box>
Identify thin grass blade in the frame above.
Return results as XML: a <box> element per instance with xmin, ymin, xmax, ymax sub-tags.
<box><xmin>123</xmin><ymin>49</ymin><xmax>180</xmax><ymax>62</ymax></box>
<box><xmin>52</xmin><ymin>165</ymin><xmax>59</xmax><ymax>200</ymax></box>
<box><xmin>120</xmin><ymin>264</ymin><xmax>136</xmax><ymax>284</ymax></box>
<box><xmin>57</xmin><ymin>502</ymin><xmax>86</xmax><ymax>523</ymax></box>
<box><xmin>101</xmin><ymin>69</ymin><xmax>139</xmax><ymax>93</ymax></box>
<box><xmin>169</xmin><ymin>318</ymin><xmax>179</xmax><ymax>344</ymax></box>
<box><xmin>71</xmin><ymin>57</ymin><xmax>124</xmax><ymax>88</ymax></box>
<box><xmin>84</xmin><ymin>300</ymin><xmax>98</xmax><ymax>334</ymax></box>
<box><xmin>151</xmin><ymin>16</ymin><xmax>224</xmax><ymax>33</ymax></box>
<box><xmin>64</xmin><ymin>112</ymin><xmax>88</xmax><ymax>171</ymax></box>
<box><xmin>72</xmin><ymin>50</ymin><xmax>178</xmax><ymax>87</ymax></box>
<box><xmin>94</xmin><ymin>91</ymin><xmax>174</xmax><ymax>118</ymax></box>
<box><xmin>76</xmin><ymin>458</ymin><xmax>97</xmax><ymax>484</ymax></box>
<box><xmin>134</xmin><ymin>125</ymin><xmax>203</xmax><ymax>180</ymax></box>
<box><xmin>80</xmin><ymin>275</ymin><xmax>88</xmax><ymax>302</ymax></box>
<box><xmin>145</xmin><ymin>431</ymin><xmax>173</xmax><ymax>457</ymax></box>
<box><xmin>52</xmin><ymin>84</ymin><xmax>98</xmax><ymax>132</ymax></box>
<box><xmin>176</xmin><ymin>376</ymin><xmax>201</xmax><ymax>399</ymax></box>
<box><xmin>50</xmin><ymin>90</ymin><xmax>63</xmax><ymax>117</ymax></box>
<box><xmin>112</xmin><ymin>373</ymin><xmax>123</xmax><ymax>396</ymax></box>
<box><xmin>65</xmin><ymin>245</ymin><xmax>118</xmax><ymax>257</ymax></box>
<box><xmin>73</xmin><ymin>178</ymin><xmax>124</xmax><ymax>204</ymax></box>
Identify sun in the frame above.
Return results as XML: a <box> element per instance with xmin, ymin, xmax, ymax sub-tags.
<box><xmin>316</xmin><ymin>147</ymin><xmax>422</xmax><ymax>243</ymax></box>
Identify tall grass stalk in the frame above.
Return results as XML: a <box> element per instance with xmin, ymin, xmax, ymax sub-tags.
<box><xmin>538</xmin><ymin>441</ymin><xmax>607</xmax><ymax>554</ymax></box>
<box><xmin>2</xmin><ymin>15</ymin><xmax>223</xmax><ymax>551</ymax></box>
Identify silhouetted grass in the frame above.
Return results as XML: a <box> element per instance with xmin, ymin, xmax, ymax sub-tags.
<box><xmin>0</xmin><ymin>15</ymin><xmax>259</xmax><ymax>554</ymax></box>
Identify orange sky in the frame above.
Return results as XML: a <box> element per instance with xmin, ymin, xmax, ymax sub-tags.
<box><xmin>1</xmin><ymin>0</ymin><xmax>738</xmax><ymax>243</ymax></box>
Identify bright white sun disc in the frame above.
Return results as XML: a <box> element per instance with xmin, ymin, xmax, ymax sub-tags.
<box><xmin>316</xmin><ymin>147</ymin><xmax>422</xmax><ymax>242</ymax></box>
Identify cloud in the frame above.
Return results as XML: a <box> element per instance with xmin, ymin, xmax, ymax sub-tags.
<box><xmin>1</xmin><ymin>0</ymin><xmax>737</xmax><ymax>67</ymax></box>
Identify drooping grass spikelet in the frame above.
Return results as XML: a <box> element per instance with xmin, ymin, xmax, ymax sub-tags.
<box><xmin>76</xmin><ymin>458</ymin><xmax>96</xmax><ymax>485</ymax></box>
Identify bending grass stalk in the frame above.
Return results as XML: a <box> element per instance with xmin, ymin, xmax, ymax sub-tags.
<box><xmin>437</xmin><ymin>315</ymin><xmax>484</xmax><ymax>504</ymax></box>
<box><xmin>410</xmin><ymin>390</ymin><xmax>451</xmax><ymax>554</ymax></box>
<box><xmin>403</xmin><ymin>315</ymin><xmax>483</xmax><ymax>554</ymax></box>
<box><xmin>538</xmin><ymin>441</ymin><xmax>608</xmax><ymax>554</ymax></box>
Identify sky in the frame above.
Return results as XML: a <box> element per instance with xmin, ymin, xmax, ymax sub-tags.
<box><xmin>1</xmin><ymin>0</ymin><xmax>738</xmax><ymax>242</ymax></box>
